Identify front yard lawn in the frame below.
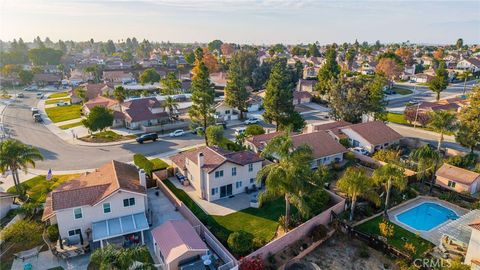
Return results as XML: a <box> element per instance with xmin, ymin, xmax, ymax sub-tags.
<box><xmin>7</xmin><ymin>174</ymin><xmax>79</xmax><ymax>203</ymax></box>
<box><xmin>391</xmin><ymin>87</ymin><xmax>413</xmax><ymax>95</ymax></box>
<box><xmin>78</xmin><ymin>131</ymin><xmax>136</xmax><ymax>143</ymax></box>
<box><xmin>59</xmin><ymin>121</ymin><xmax>83</xmax><ymax>130</ymax></box>
<box><xmin>47</xmin><ymin>92</ymin><xmax>69</xmax><ymax>99</ymax></box>
<box><xmin>355</xmin><ymin>216</ymin><xmax>434</xmax><ymax>258</ymax></box>
<box><xmin>386</xmin><ymin>113</ymin><xmax>409</xmax><ymax>125</ymax></box>
<box><xmin>164</xmin><ymin>179</ymin><xmax>284</xmax><ymax>253</ymax></box>
<box><xmin>45</xmin><ymin>97</ymin><xmax>71</xmax><ymax>105</ymax></box>
<box><xmin>45</xmin><ymin>105</ymin><xmax>82</xmax><ymax>123</ymax></box>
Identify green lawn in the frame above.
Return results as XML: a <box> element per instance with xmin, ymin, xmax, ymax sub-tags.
<box><xmin>59</xmin><ymin>121</ymin><xmax>83</xmax><ymax>130</ymax></box>
<box><xmin>48</xmin><ymin>92</ymin><xmax>69</xmax><ymax>99</ymax></box>
<box><xmin>151</xmin><ymin>158</ymin><xmax>169</xmax><ymax>171</ymax></box>
<box><xmin>7</xmin><ymin>174</ymin><xmax>79</xmax><ymax>203</ymax></box>
<box><xmin>386</xmin><ymin>113</ymin><xmax>409</xmax><ymax>125</ymax></box>
<box><xmin>45</xmin><ymin>97</ymin><xmax>71</xmax><ymax>105</ymax></box>
<box><xmin>355</xmin><ymin>216</ymin><xmax>434</xmax><ymax>258</ymax></box>
<box><xmin>79</xmin><ymin>131</ymin><xmax>136</xmax><ymax>143</ymax></box>
<box><xmin>45</xmin><ymin>105</ymin><xmax>82</xmax><ymax>123</ymax></box>
<box><xmin>391</xmin><ymin>87</ymin><xmax>413</xmax><ymax>95</ymax></box>
<box><xmin>164</xmin><ymin>179</ymin><xmax>284</xmax><ymax>253</ymax></box>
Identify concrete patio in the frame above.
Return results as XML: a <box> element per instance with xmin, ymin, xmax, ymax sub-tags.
<box><xmin>11</xmin><ymin>250</ymin><xmax>90</xmax><ymax>270</ymax></box>
<box><xmin>170</xmin><ymin>178</ymin><xmax>258</xmax><ymax>216</ymax></box>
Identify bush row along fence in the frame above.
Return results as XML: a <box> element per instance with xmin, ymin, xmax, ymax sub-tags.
<box><xmin>154</xmin><ymin>173</ymin><xmax>238</xmax><ymax>270</ymax></box>
<box><xmin>244</xmin><ymin>190</ymin><xmax>345</xmax><ymax>261</ymax></box>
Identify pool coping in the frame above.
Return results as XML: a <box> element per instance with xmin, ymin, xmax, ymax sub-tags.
<box><xmin>393</xmin><ymin>201</ymin><xmax>461</xmax><ymax>233</ymax></box>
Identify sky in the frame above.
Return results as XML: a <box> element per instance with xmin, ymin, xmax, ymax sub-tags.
<box><xmin>1</xmin><ymin>0</ymin><xmax>479</xmax><ymax>45</ymax></box>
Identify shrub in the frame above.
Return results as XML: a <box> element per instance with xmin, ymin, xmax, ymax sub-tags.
<box><xmin>151</xmin><ymin>158</ymin><xmax>169</xmax><ymax>171</ymax></box>
<box><xmin>1</xmin><ymin>220</ymin><xmax>43</xmax><ymax>248</ymax></box>
<box><xmin>403</xmin><ymin>242</ymin><xmax>416</xmax><ymax>255</ymax></box>
<box><xmin>133</xmin><ymin>154</ymin><xmax>154</xmax><ymax>177</ymax></box>
<box><xmin>239</xmin><ymin>255</ymin><xmax>264</xmax><ymax>270</ymax></box>
<box><xmin>358</xmin><ymin>244</ymin><xmax>370</xmax><ymax>258</ymax></box>
<box><xmin>309</xmin><ymin>224</ymin><xmax>328</xmax><ymax>241</ymax></box>
<box><xmin>227</xmin><ymin>231</ymin><xmax>253</xmax><ymax>256</ymax></box>
<box><xmin>379</xmin><ymin>219</ymin><xmax>395</xmax><ymax>239</ymax></box>
<box><xmin>345</xmin><ymin>151</ymin><xmax>355</xmax><ymax>161</ymax></box>
<box><xmin>305</xmin><ymin>188</ymin><xmax>330</xmax><ymax>217</ymax></box>
<box><xmin>339</xmin><ymin>138</ymin><xmax>351</xmax><ymax>148</ymax></box>
<box><xmin>245</xmin><ymin>124</ymin><xmax>265</xmax><ymax>136</ymax></box>
<box><xmin>47</xmin><ymin>224</ymin><xmax>59</xmax><ymax>242</ymax></box>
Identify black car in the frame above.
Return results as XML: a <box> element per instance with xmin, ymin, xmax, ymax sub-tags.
<box><xmin>136</xmin><ymin>133</ymin><xmax>158</xmax><ymax>144</ymax></box>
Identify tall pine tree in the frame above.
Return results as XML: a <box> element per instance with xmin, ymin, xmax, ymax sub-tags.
<box><xmin>316</xmin><ymin>47</ymin><xmax>340</xmax><ymax>97</ymax></box>
<box><xmin>189</xmin><ymin>61</ymin><xmax>215</xmax><ymax>144</ymax></box>
<box><xmin>225</xmin><ymin>58</ymin><xmax>249</xmax><ymax>119</ymax></box>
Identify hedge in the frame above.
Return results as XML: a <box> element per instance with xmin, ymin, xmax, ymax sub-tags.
<box><xmin>133</xmin><ymin>154</ymin><xmax>153</xmax><ymax>176</ymax></box>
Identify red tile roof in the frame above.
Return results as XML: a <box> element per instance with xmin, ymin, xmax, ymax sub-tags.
<box><xmin>436</xmin><ymin>163</ymin><xmax>480</xmax><ymax>185</ymax></box>
<box><xmin>291</xmin><ymin>131</ymin><xmax>347</xmax><ymax>159</ymax></box>
<box><xmin>310</xmin><ymin>120</ymin><xmax>351</xmax><ymax>132</ymax></box>
<box><xmin>469</xmin><ymin>219</ymin><xmax>480</xmax><ymax>231</ymax></box>
<box><xmin>342</xmin><ymin>121</ymin><xmax>403</xmax><ymax>145</ymax></box>
<box><xmin>122</xmin><ymin>98</ymin><xmax>168</xmax><ymax>122</ymax></box>
<box><xmin>293</xmin><ymin>91</ymin><xmax>312</xmax><ymax>100</ymax></box>
<box><xmin>42</xmin><ymin>160</ymin><xmax>145</xmax><ymax>221</ymax></box>
<box><xmin>83</xmin><ymin>96</ymin><xmax>118</xmax><ymax>110</ymax></box>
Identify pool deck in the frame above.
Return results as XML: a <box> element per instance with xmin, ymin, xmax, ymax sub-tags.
<box><xmin>388</xmin><ymin>196</ymin><xmax>469</xmax><ymax>244</ymax></box>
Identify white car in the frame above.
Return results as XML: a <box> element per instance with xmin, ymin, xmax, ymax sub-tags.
<box><xmin>169</xmin><ymin>129</ymin><xmax>185</xmax><ymax>137</ymax></box>
<box><xmin>56</xmin><ymin>101</ymin><xmax>69</xmax><ymax>106</ymax></box>
<box><xmin>36</xmin><ymin>92</ymin><xmax>44</xmax><ymax>99</ymax></box>
<box><xmin>244</xmin><ymin>118</ymin><xmax>259</xmax><ymax>125</ymax></box>
<box><xmin>351</xmin><ymin>147</ymin><xmax>369</xmax><ymax>156</ymax></box>
<box><xmin>234</xmin><ymin>127</ymin><xmax>246</xmax><ymax>136</ymax></box>
<box><xmin>15</xmin><ymin>93</ymin><xmax>25</xmax><ymax>98</ymax></box>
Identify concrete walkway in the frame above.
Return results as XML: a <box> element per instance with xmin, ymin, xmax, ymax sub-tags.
<box><xmin>10</xmin><ymin>250</ymin><xmax>90</xmax><ymax>270</ymax></box>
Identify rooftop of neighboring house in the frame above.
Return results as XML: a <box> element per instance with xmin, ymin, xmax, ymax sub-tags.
<box><xmin>291</xmin><ymin>131</ymin><xmax>347</xmax><ymax>159</ymax></box>
<box><xmin>436</xmin><ymin>163</ymin><xmax>480</xmax><ymax>185</ymax></box>
<box><xmin>341</xmin><ymin>121</ymin><xmax>403</xmax><ymax>146</ymax></box>
<box><xmin>33</xmin><ymin>73</ymin><xmax>62</xmax><ymax>82</ymax></box>
<box><xmin>209</xmin><ymin>72</ymin><xmax>227</xmax><ymax>87</ymax></box>
<box><xmin>417</xmin><ymin>97</ymin><xmax>468</xmax><ymax>112</ymax></box>
<box><xmin>83</xmin><ymin>95</ymin><xmax>118</xmax><ymax>110</ymax></box>
<box><xmin>293</xmin><ymin>90</ymin><xmax>312</xmax><ymax>100</ymax></box>
<box><xmin>464</xmin><ymin>57</ymin><xmax>480</xmax><ymax>67</ymax></box>
<box><xmin>42</xmin><ymin>160</ymin><xmax>145</xmax><ymax>221</ymax></box>
<box><xmin>308</xmin><ymin>120</ymin><xmax>351</xmax><ymax>133</ymax></box>
<box><xmin>71</xmin><ymin>83</ymin><xmax>112</xmax><ymax>100</ymax></box>
<box><xmin>102</xmin><ymin>70</ymin><xmax>134</xmax><ymax>81</ymax></box>
<box><xmin>122</xmin><ymin>97</ymin><xmax>168</xmax><ymax>122</ymax></box>
<box><xmin>170</xmin><ymin>146</ymin><xmax>264</xmax><ymax>173</ymax></box>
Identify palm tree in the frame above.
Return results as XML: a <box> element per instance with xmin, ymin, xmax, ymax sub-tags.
<box><xmin>113</xmin><ymin>86</ymin><xmax>127</xmax><ymax>113</ymax></box>
<box><xmin>337</xmin><ymin>167</ymin><xmax>380</xmax><ymax>221</ymax></box>
<box><xmin>428</xmin><ymin>111</ymin><xmax>458</xmax><ymax>151</ymax></box>
<box><xmin>257</xmin><ymin>132</ymin><xmax>314</xmax><ymax>231</ymax></box>
<box><xmin>163</xmin><ymin>96</ymin><xmax>179</xmax><ymax>120</ymax></box>
<box><xmin>458</xmin><ymin>70</ymin><xmax>473</xmax><ymax>95</ymax></box>
<box><xmin>90</xmin><ymin>244</ymin><xmax>152</xmax><ymax>270</ymax></box>
<box><xmin>411</xmin><ymin>145</ymin><xmax>441</xmax><ymax>188</ymax></box>
<box><xmin>372</xmin><ymin>164</ymin><xmax>407</xmax><ymax>218</ymax></box>
<box><xmin>0</xmin><ymin>140</ymin><xmax>44</xmax><ymax>198</ymax></box>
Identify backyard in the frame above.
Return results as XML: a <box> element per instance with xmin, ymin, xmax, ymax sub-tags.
<box><xmin>355</xmin><ymin>215</ymin><xmax>434</xmax><ymax>258</ymax></box>
<box><xmin>164</xmin><ymin>179</ymin><xmax>284</xmax><ymax>254</ymax></box>
<box><xmin>45</xmin><ymin>105</ymin><xmax>82</xmax><ymax>123</ymax></box>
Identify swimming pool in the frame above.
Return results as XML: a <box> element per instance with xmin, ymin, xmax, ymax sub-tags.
<box><xmin>396</xmin><ymin>202</ymin><xmax>459</xmax><ymax>231</ymax></box>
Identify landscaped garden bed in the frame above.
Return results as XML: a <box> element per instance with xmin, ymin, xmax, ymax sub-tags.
<box><xmin>78</xmin><ymin>131</ymin><xmax>136</xmax><ymax>143</ymax></box>
<box><xmin>45</xmin><ymin>105</ymin><xmax>82</xmax><ymax>123</ymax></box>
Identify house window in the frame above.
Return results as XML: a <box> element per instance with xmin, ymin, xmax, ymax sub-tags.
<box><xmin>215</xmin><ymin>170</ymin><xmax>224</xmax><ymax>178</ymax></box>
<box><xmin>123</xmin><ymin>198</ymin><xmax>135</xmax><ymax>207</ymax></box>
<box><xmin>232</xmin><ymin>167</ymin><xmax>237</xmax><ymax>176</ymax></box>
<box><xmin>103</xmin><ymin>203</ymin><xmax>111</xmax><ymax>214</ymax></box>
<box><xmin>225</xmin><ymin>110</ymin><xmax>231</xmax><ymax>115</ymax></box>
<box><xmin>211</xmin><ymin>187</ymin><xmax>218</xmax><ymax>195</ymax></box>
<box><xmin>248</xmin><ymin>164</ymin><xmax>253</xmax><ymax>172</ymax></box>
<box><xmin>250</xmin><ymin>178</ymin><xmax>255</xmax><ymax>184</ymax></box>
<box><xmin>447</xmin><ymin>181</ymin><xmax>456</xmax><ymax>188</ymax></box>
<box><xmin>73</xmin><ymin>208</ymin><xmax>82</xmax><ymax>219</ymax></box>
<box><xmin>236</xmin><ymin>181</ymin><xmax>242</xmax><ymax>189</ymax></box>
<box><xmin>352</xmin><ymin>140</ymin><xmax>360</xmax><ymax>147</ymax></box>
<box><xmin>68</xmin><ymin>229</ymin><xmax>81</xmax><ymax>236</ymax></box>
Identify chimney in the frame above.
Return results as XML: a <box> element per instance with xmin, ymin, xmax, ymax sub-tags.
<box><xmin>198</xmin><ymin>152</ymin><xmax>206</xmax><ymax>199</ymax></box>
<box><xmin>139</xmin><ymin>169</ymin><xmax>146</xmax><ymax>188</ymax></box>
<box><xmin>198</xmin><ymin>152</ymin><xmax>204</xmax><ymax>168</ymax></box>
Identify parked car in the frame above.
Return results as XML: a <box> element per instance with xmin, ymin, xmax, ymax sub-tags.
<box><xmin>31</xmin><ymin>107</ymin><xmax>39</xmax><ymax>115</ymax></box>
<box><xmin>244</xmin><ymin>118</ymin><xmax>259</xmax><ymax>125</ymax></box>
<box><xmin>191</xmin><ymin>127</ymin><xmax>204</xmax><ymax>135</ymax></box>
<box><xmin>234</xmin><ymin>127</ymin><xmax>246</xmax><ymax>136</ymax></box>
<box><xmin>24</xmin><ymin>85</ymin><xmax>38</xmax><ymax>91</ymax></box>
<box><xmin>33</xmin><ymin>114</ymin><xmax>42</xmax><ymax>123</ymax></box>
<box><xmin>36</xmin><ymin>92</ymin><xmax>44</xmax><ymax>99</ymax></box>
<box><xmin>15</xmin><ymin>93</ymin><xmax>24</xmax><ymax>98</ymax></box>
<box><xmin>351</xmin><ymin>147</ymin><xmax>369</xmax><ymax>156</ymax></box>
<box><xmin>56</xmin><ymin>101</ymin><xmax>69</xmax><ymax>106</ymax></box>
<box><xmin>169</xmin><ymin>129</ymin><xmax>185</xmax><ymax>137</ymax></box>
<box><xmin>136</xmin><ymin>133</ymin><xmax>158</xmax><ymax>144</ymax></box>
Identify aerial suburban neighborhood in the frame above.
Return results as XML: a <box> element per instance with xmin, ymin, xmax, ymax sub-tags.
<box><xmin>0</xmin><ymin>1</ymin><xmax>479</xmax><ymax>270</ymax></box>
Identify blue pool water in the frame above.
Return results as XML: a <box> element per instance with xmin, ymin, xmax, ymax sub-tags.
<box><xmin>396</xmin><ymin>202</ymin><xmax>458</xmax><ymax>231</ymax></box>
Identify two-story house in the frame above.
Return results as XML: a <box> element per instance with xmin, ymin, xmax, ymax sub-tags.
<box><xmin>170</xmin><ymin>146</ymin><xmax>264</xmax><ymax>201</ymax></box>
<box><xmin>42</xmin><ymin>160</ymin><xmax>149</xmax><ymax>249</ymax></box>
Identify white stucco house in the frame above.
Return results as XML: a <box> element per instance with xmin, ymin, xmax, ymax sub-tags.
<box><xmin>456</xmin><ymin>58</ymin><xmax>480</xmax><ymax>73</ymax></box>
<box><xmin>214</xmin><ymin>101</ymin><xmax>240</xmax><ymax>121</ymax></box>
<box><xmin>42</xmin><ymin>160</ymin><xmax>149</xmax><ymax>249</ymax></box>
<box><xmin>339</xmin><ymin>121</ymin><xmax>403</xmax><ymax>154</ymax></box>
<box><xmin>465</xmin><ymin>219</ymin><xmax>480</xmax><ymax>269</ymax></box>
<box><xmin>0</xmin><ymin>192</ymin><xmax>18</xmax><ymax>219</ymax></box>
<box><xmin>170</xmin><ymin>146</ymin><xmax>264</xmax><ymax>201</ymax></box>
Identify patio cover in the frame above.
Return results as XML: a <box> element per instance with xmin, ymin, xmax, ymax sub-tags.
<box><xmin>437</xmin><ymin>209</ymin><xmax>480</xmax><ymax>245</ymax></box>
<box><xmin>92</xmin><ymin>212</ymin><xmax>149</xmax><ymax>242</ymax></box>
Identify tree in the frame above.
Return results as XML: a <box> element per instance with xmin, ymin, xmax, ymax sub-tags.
<box><xmin>207</xmin><ymin>39</ymin><xmax>223</xmax><ymax>53</ymax></box>
<box><xmin>231</xmin><ymin>49</ymin><xmax>258</xmax><ymax>86</ymax></box>
<box><xmin>245</xmin><ymin>124</ymin><xmax>265</xmax><ymax>136</ymax></box>
<box><xmin>372</xmin><ymin>164</ymin><xmax>407</xmax><ymax>217</ymax></box>
<box><xmin>225</xmin><ymin>57</ymin><xmax>249</xmax><ymax>119</ymax></box>
<box><xmin>428</xmin><ymin>75</ymin><xmax>448</xmax><ymax>101</ymax></box>
<box><xmin>458</xmin><ymin>70</ymin><xmax>472</xmax><ymax>95</ymax></box>
<box><xmin>395</xmin><ymin>47</ymin><xmax>413</xmax><ymax>66</ymax></box>
<box><xmin>90</xmin><ymin>244</ymin><xmax>152</xmax><ymax>270</ymax></box>
<box><xmin>82</xmin><ymin>106</ymin><xmax>114</xmax><ymax>132</ymax></box>
<box><xmin>28</xmin><ymin>48</ymin><xmax>63</xmax><ymax>65</ymax></box>
<box><xmin>220</xmin><ymin>43</ymin><xmax>235</xmax><ymax>56</ymax></box>
<box><xmin>160</xmin><ymin>72</ymin><xmax>182</xmax><ymax>95</ymax></box>
<box><xmin>345</xmin><ymin>47</ymin><xmax>357</xmax><ymax>70</ymax></box>
<box><xmin>163</xmin><ymin>96</ymin><xmax>179</xmax><ymax>120</ymax></box>
<box><xmin>316</xmin><ymin>47</ymin><xmax>340</xmax><ymax>96</ymax></box>
<box><xmin>367</xmin><ymin>74</ymin><xmax>388</xmax><ymax>120</ymax></box>
<box><xmin>85</xmin><ymin>65</ymin><xmax>101</xmax><ymax>83</ymax></box>
<box><xmin>0</xmin><ymin>140</ymin><xmax>44</xmax><ymax>198</ymax></box>
<box><xmin>456</xmin><ymin>86</ymin><xmax>480</xmax><ymax>152</ymax></box>
<box><xmin>202</xmin><ymin>48</ymin><xmax>219</xmax><ymax>73</ymax></box>
<box><xmin>262</xmin><ymin>61</ymin><xmax>296</xmax><ymax>131</ymax></box>
<box><xmin>433</xmin><ymin>48</ymin><xmax>444</xmax><ymax>60</ymax></box>
<box><xmin>411</xmin><ymin>145</ymin><xmax>441</xmax><ymax>185</ymax></box>
<box><xmin>189</xmin><ymin>61</ymin><xmax>215</xmax><ymax>145</ymax></box>
<box><xmin>1</xmin><ymin>220</ymin><xmax>43</xmax><ymax>248</ymax></box>
<box><xmin>291</xmin><ymin>46</ymin><xmax>307</xmax><ymax>56</ymax></box>
<box><xmin>18</xmin><ymin>70</ymin><xmax>33</xmax><ymax>85</ymax></box>
<box><xmin>113</xmin><ymin>86</ymin><xmax>127</xmax><ymax>113</ymax></box>
<box><xmin>456</xmin><ymin>38</ymin><xmax>464</xmax><ymax>50</ymax></box>
<box><xmin>239</xmin><ymin>255</ymin><xmax>264</xmax><ymax>270</ymax></box>
<box><xmin>74</xmin><ymin>86</ymin><xmax>88</xmax><ymax>104</ymax></box>
<box><xmin>307</xmin><ymin>43</ymin><xmax>320</xmax><ymax>57</ymax></box>
<box><xmin>139</xmin><ymin>68</ymin><xmax>160</xmax><ymax>85</ymax></box>
<box><xmin>428</xmin><ymin>111</ymin><xmax>457</xmax><ymax>151</ymax></box>
<box><xmin>227</xmin><ymin>231</ymin><xmax>253</xmax><ymax>256</ymax></box>
<box><xmin>376</xmin><ymin>58</ymin><xmax>402</xmax><ymax>84</ymax></box>
<box><xmin>184</xmin><ymin>51</ymin><xmax>195</xmax><ymax>65</ymax></box>
<box><xmin>205</xmin><ymin>125</ymin><xmax>224</xmax><ymax>146</ymax></box>
<box><xmin>102</xmin><ymin>40</ymin><xmax>116</xmax><ymax>55</ymax></box>
<box><xmin>337</xmin><ymin>167</ymin><xmax>380</xmax><ymax>221</ymax></box>
<box><xmin>257</xmin><ymin>133</ymin><xmax>325</xmax><ymax>230</ymax></box>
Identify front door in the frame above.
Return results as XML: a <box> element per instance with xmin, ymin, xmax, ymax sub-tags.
<box><xmin>220</xmin><ymin>184</ymin><xmax>233</xmax><ymax>198</ymax></box>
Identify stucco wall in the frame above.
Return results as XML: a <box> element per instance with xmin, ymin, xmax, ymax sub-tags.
<box><xmin>436</xmin><ymin>176</ymin><xmax>471</xmax><ymax>194</ymax></box>
<box><xmin>465</xmin><ymin>229</ymin><xmax>480</xmax><ymax>266</ymax></box>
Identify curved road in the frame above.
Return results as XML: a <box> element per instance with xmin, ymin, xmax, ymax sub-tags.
<box><xmin>3</xmin><ymin>93</ymin><xmax>206</xmax><ymax>170</ymax></box>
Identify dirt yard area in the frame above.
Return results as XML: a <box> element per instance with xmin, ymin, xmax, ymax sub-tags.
<box><xmin>287</xmin><ymin>233</ymin><xmax>398</xmax><ymax>270</ymax></box>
